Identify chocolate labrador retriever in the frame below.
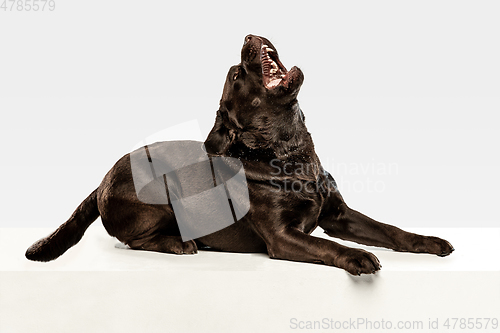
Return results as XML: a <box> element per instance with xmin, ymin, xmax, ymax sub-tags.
<box><xmin>26</xmin><ymin>35</ymin><xmax>453</xmax><ymax>275</ymax></box>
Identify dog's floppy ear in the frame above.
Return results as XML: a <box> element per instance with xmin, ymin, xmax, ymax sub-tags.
<box><xmin>204</xmin><ymin>110</ymin><xmax>235</xmax><ymax>155</ymax></box>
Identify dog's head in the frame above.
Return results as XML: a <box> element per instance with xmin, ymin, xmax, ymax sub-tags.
<box><xmin>206</xmin><ymin>35</ymin><xmax>306</xmax><ymax>156</ymax></box>
<box><xmin>221</xmin><ymin>35</ymin><xmax>304</xmax><ymax>123</ymax></box>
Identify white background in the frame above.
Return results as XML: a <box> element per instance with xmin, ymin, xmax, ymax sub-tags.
<box><xmin>1</xmin><ymin>0</ymin><xmax>499</xmax><ymax>228</ymax></box>
<box><xmin>1</xmin><ymin>2</ymin><xmax>499</xmax><ymax>332</ymax></box>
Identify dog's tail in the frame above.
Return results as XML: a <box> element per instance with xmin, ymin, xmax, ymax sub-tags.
<box><xmin>25</xmin><ymin>189</ymin><xmax>100</xmax><ymax>262</ymax></box>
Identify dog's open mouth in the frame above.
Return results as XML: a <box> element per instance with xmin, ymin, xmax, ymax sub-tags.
<box><xmin>260</xmin><ymin>44</ymin><xmax>289</xmax><ymax>89</ymax></box>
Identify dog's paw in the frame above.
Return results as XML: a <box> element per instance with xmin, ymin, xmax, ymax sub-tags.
<box><xmin>337</xmin><ymin>249</ymin><xmax>381</xmax><ymax>276</ymax></box>
<box><xmin>428</xmin><ymin>236</ymin><xmax>454</xmax><ymax>257</ymax></box>
<box><xmin>173</xmin><ymin>240</ymin><xmax>198</xmax><ymax>255</ymax></box>
<box><xmin>408</xmin><ymin>236</ymin><xmax>454</xmax><ymax>257</ymax></box>
<box><xmin>182</xmin><ymin>240</ymin><xmax>198</xmax><ymax>254</ymax></box>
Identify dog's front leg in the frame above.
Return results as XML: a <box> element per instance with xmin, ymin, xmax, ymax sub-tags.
<box><xmin>262</xmin><ymin>227</ymin><xmax>381</xmax><ymax>275</ymax></box>
<box><xmin>319</xmin><ymin>204</ymin><xmax>454</xmax><ymax>257</ymax></box>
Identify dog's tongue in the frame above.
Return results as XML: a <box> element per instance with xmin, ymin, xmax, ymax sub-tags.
<box><xmin>267</xmin><ymin>78</ymin><xmax>282</xmax><ymax>88</ymax></box>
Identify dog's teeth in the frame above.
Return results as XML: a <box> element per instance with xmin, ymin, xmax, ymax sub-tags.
<box><xmin>270</xmin><ymin>68</ymin><xmax>277</xmax><ymax>74</ymax></box>
<box><xmin>267</xmin><ymin>47</ymin><xmax>275</xmax><ymax>52</ymax></box>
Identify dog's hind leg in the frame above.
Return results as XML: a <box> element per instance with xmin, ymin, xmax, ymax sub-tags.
<box><xmin>127</xmin><ymin>234</ymin><xmax>198</xmax><ymax>255</ymax></box>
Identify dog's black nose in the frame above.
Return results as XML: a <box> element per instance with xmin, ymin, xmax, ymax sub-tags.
<box><xmin>244</xmin><ymin>35</ymin><xmax>254</xmax><ymax>45</ymax></box>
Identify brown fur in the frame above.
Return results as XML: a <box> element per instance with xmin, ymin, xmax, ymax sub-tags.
<box><xmin>26</xmin><ymin>35</ymin><xmax>453</xmax><ymax>275</ymax></box>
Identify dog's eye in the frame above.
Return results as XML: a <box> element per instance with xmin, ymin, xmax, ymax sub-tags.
<box><xmin>233</xmin><ymin>72</ymin><xmax>239</xmax><ymax>81</ymax></box>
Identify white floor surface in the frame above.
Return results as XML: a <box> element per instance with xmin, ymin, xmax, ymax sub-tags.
<box><xmin>1</xmin><ymin>224</ymin><xmax>499</xmax><ymax>332</ymax></box>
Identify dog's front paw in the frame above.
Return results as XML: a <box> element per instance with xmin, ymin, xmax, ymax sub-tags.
<box><xmin>427</xmin><ymin>236</ymin><xmax>455</xmax><ymax>257</ymax></box>
<box><xmin>408</xmin><ymin>236</ymin><xmax>454</xmax><ymax>257</ymax></box>
<box><xmin>336</xmin><ymin>248</ymin><xmax>381</xmax><ymax>276</ymax></box>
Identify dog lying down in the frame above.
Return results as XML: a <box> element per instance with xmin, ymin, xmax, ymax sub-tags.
<box><xmin>26</xmin><ymin>35</ymin><xmax>453</xmax><ymax>275</ymax></box>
